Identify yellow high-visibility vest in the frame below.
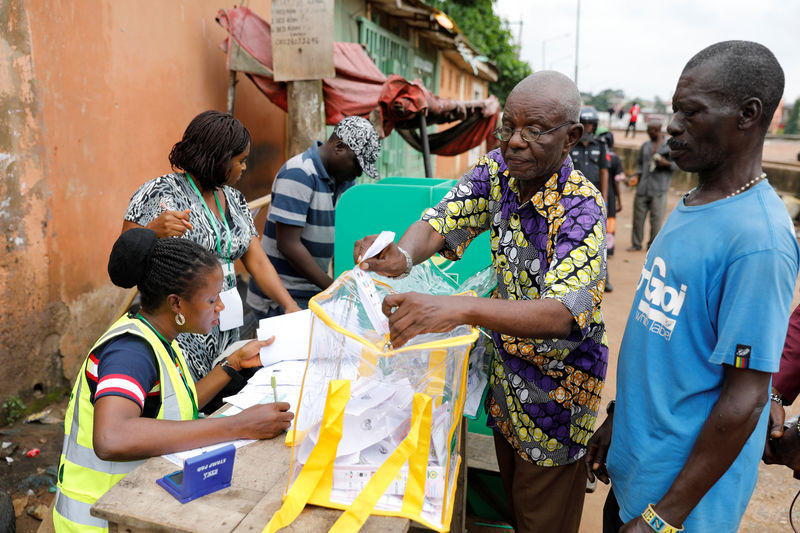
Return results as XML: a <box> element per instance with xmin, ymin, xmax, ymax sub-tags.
<box><xmin>53</xmin><ymin>315</ymin><xmax>198</xmax><ymax>532</ymax></box>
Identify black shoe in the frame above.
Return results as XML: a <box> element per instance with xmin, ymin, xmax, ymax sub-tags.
<box><xmin>605</xmin><ymin>280</ymin><xmax>613</xmax><ymax>292</ymax></box>
<box><xmin>626</xmin><ymin>246</ymin><xmax>642</xmax><ymax>252</ymax></box>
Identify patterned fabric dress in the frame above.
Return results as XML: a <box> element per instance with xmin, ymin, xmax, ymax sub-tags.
<box><xmin>125</xmin><ymin>173</ymin><xmax>258</xmax><ymax>381</ymax></box>
<box><xmin>422</xmin><ymin>149</ymin><xmax>609</xmax><ymax>466</ymax></box>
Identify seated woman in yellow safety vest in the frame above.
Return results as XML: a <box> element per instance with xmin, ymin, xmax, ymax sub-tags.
<box><xmin>53</xmin><ymin>228</ymin><xmax>294</xmax><ymax>532</ymax></box>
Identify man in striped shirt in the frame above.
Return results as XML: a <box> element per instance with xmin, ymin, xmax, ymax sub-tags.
<box><xmin>247</xmin><ymin>116</ymin><xmax>380</xmax><ymax>318</ymax></box>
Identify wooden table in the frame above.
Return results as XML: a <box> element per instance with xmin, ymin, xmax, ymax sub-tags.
<box><xmin>91</xmin><ymin>434</ymin><xmax>410</xmax><ymax>533</ymax></box>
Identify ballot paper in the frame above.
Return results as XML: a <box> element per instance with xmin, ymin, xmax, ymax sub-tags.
<box><xmin>162</xmin><ymin>405</ymin><xmax>254</xmax><ymax>467</ymax></box>
<box><xmin>352</xmin><ymin>268</ymin><xmax>390</xmax><ymax>336</ymax></box>
<box><xmin>218</xmin><ymin>287</ymin><xmax>244</xmax><ymax>331</ymax></box>
<box><xmin>257</xmin><ymin>309</ymin><xmax>313</xmax><ymax>367</ymax></box>
<box><xmin>352</xmin><ymin>230</ymin><xmax>396</xmax><ymax>337</ymax></box>
<box><xmin>357</xmin><ymin>230</ymin><xmax>396</xmax><ymax>262</ymax></box>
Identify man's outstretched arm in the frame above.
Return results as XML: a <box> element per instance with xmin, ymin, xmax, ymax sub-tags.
<box><xmin>622</xmin><ymin>365</ymin><xmax>769</xmax><ymax>531</ymax></box>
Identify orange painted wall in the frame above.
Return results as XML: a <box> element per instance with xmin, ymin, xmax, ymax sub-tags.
<box><xmin>434</xmin><ymin>55</ymin><xmax>489</xmax><ymax>180</ymax></box>
<box><xmin>0</xmin><ymin>0</ymin><xmax>287</xmax><ymax>398</ymax></box>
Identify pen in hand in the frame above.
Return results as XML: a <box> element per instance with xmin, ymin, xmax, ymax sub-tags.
<box><xmin>271</xmin><ymin>375</ymin><xmax>278</xmax><ymax>403</ymax></box>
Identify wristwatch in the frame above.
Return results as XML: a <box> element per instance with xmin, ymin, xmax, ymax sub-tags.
<box><xmin>393</xmin><ymin>246</ymin><xmax>413</xmax><ymax>280</ymax></box>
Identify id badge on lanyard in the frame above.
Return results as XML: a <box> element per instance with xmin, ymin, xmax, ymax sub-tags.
<box><xmin>218</xmin><ymin>261</ymin><xmax>243</xmax><ymax>331</ymax></box>
<box><xmin>185</xmin><ymin>174</ymin><xmax>244</xmax><ymax>332</ymax></box>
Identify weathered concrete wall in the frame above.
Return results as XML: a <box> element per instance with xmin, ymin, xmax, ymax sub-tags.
<box><xmin>434</xmin><ymin>55</ymin><xmax>489</xmax><ymax>180</ymax></box>
<box><xmin>615</xmin><ymin>144</ymin><xmax>800</xmax><ymax>196</ymax></box>
<box><xmin>0</xmin><ymin>0</ymin><xmax>286</xmax><ymax>403</ymax></box>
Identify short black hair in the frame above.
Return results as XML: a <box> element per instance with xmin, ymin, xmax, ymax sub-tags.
<box><xmin>109</xmin><ymin>229</ymin><xmax>219</xmax><ymax>312</ymax></box>
<box><xmin>168</xmin><ymin>110</ymin><xmax>250</xmax><ymax>190</ymax></box>
<box><xmin>683</xmin><ymin>41</ymin><xmax>784</xmax><ymax>129</ymax></box>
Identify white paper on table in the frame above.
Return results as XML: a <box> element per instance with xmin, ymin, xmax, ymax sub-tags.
<box><xmin>247</xmin><ymin>363</ymin><xmax>307</xmax><ymax>388</ymax></box>
<box><xmin>218</xmin><ymin>287</ymin><xmax>244</xmax><ymax>331</ymax></box>
<box><xmin>357</xmin><ymin>230</ymin><xmax>396</xmax><ymax>262</ymax></box>
<box><xmin>162</xmin><ymin>404</ymin><xmax>253</xmax><ymax>466</ymax></box>
<box><xmin>257</xmin><ymin>309</ymin><xmax>313</xmax><ymax>367</ymax></box>
<box><xmin>163</xmin><ymin>438</ymin><xmax>255</xmax><ymax>467</ymax></box>
<box><xmin>352</xmin><ymin>268</ymin><xmax>389</xmax><ymax>336</ymax></box>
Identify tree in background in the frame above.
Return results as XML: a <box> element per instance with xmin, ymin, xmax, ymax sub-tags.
<box><xmin>429</xmin><ymin>0</ymin><xmax>531</xmax><ymax>104</ymax></box>
<box><xmin>582</xmin><ymin>88</ymin><xmax>626</xmax><ymax>112</ymax></box>
<box><xmin>785</xmin><ymin>98</ymin><xmax>800</xmax><ymax>135</ymax></box>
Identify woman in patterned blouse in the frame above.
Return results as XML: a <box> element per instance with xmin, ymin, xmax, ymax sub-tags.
<box><xmin>122</xmin><ymin>111</ymin><xmax>299</xmax><ymax>405</ymax></box>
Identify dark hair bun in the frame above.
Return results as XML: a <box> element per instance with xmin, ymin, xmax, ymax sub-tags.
<box><xmin>108</xmin><ymin>228</ymin><xmax>157</xmax><ymax>288</ymax></box>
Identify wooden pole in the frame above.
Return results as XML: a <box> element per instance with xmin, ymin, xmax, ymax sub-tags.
<box><xmin>419</xmin><ymin>113</ymin><xmax>432</xmax><ymax>178</ymax></box>
<box><xmin>287</xmin><ymin>80</ymin><xmax>326</xmax><ymax>158</ymax></box>
<box><xmin>227</xmin><ymin>71</ymin><xmax>237</xmax><ymax>116</ymax></box>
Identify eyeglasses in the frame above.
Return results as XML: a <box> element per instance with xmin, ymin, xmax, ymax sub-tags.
<box><xmin>493</xmin><ymin>121</ymin><xmax>575</xmax><ymax>143</ymax></box>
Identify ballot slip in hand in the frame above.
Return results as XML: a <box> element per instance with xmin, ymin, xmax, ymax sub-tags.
<box><xmin>357</xmin><ymin>230</ymin><xmax>396</xmax><ymax>263</ymax></box>
<box><xmin>352</xmin><ymin>268</ymin><xmax>390</xmax><ymax>336</ymax></box>
<box><xmin>257</xmin><ymin>309</ymin><xmax>313</xmax><ymax>367</ymax></box>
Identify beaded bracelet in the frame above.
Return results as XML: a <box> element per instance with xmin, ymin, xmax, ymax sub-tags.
<box><xmin>641</xmin><ymin>503</ymin><xmax>684</xmax><ymax>533</ymax></box>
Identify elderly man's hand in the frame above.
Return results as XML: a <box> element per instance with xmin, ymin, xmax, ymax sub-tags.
<box><xmin>353</xmin><ymin>235</ymin><xmax>407</xmax><ymax>278</ymax></box>
<box><xmin>585</xmin><ymin>411</ymin><xmax>613</xmax><ymax>484</ymax></box>
<box><xmin>382</xmin><ymin>293</ymin><xmax>467</xmax><ymax>348</ymax></box>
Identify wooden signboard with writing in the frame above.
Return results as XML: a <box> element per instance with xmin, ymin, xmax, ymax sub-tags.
<box><xmin>271</xmin><ymin>0</ymin><xmax>335</xmax><ymax>82</ymax></box>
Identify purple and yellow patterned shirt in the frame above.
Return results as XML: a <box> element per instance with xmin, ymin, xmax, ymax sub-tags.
<box><xmin>422</xmin><ymin>149</ymin><xmax>609</xmax><ymax>466</ymax></box>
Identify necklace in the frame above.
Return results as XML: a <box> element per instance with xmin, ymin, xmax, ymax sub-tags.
<box><xmin>726</xmin><ymin>173</ymin><xmax>766</xmax><ymax>199</ymax></box>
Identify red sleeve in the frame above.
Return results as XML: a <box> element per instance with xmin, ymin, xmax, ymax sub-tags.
<box><xmin>774</xmin><ymin>304</ymin><xmax>800</xmax><ymax>404</ymax></box>
<box><xmin>92</xmin><ymin>335</ymin><xmax>160</xmax><ymax>411</ymax></box>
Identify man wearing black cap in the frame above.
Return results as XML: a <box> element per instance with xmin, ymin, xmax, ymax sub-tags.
<box><xmin>570</xmin><ymin>107</ymin><xmax>609</xmax><ymax>205</ymax></box>
<box><xmin>247</xmin><ymin>116</ymin><xmax>381</xmax><ymax>318</ymax></box>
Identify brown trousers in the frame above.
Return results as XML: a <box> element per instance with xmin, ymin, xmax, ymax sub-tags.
<box><xmin>493</xmin><ymin>432</ymin><xmax>587</xmax><ymax>533</ymax></box>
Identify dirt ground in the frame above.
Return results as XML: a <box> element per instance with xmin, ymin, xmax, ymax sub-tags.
<box><xmin>1</xmin><ymin>399</ymin><xmax>67</xmax><ymax>533</ymax></box>
<box><xmin>4</xmin><ymin>181</ymin><xmax>800</xmax><ymax>533</ymax></box>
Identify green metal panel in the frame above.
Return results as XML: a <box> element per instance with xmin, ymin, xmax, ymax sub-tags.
<box><xmin>334</xmin><ymin>177</ymin><xmax>492</xmax><ymax>285</ymax></box>
<box><xmin>357</xmin><ymin>17</ymin><xmax>438</xmax><ymax>179</ymax></box>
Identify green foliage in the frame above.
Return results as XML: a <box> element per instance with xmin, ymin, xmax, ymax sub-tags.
<box><xmin>2</xmin><ymin>396</ymin><xmax>26</xmax><ymax>425</ymax></box>
<box><xmin>653</xmin><ymin>95</ymin><xmax>667</xmax><ymax>114</ymax></box>
<box><xmin>428</xmin><ymin>0</ymin><xmax>532</xmax><ymax>104</ymax></box>
<box><xmin>581</xmin><ymin>88</ymin><xmax>626</xmax><ymax>112</ymax></box>
<box><xmin>785</xmin><ymin>98</ymin><xmax>800</xmax><ymax>135</ymax></box>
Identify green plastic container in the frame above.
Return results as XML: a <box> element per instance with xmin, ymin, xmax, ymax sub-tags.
<box><xmin>334</xmin><ymin>177</ymin><xmax>492</xmax><ymax>285</ymax></box>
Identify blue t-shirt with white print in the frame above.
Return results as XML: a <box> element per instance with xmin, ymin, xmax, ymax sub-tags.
<box><xmin>607</xmin><ymin>180</ymin><xmax>799</xmax><ymax>532</ymax></box>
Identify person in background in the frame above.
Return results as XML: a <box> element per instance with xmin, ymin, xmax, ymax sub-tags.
<box><xmin>355</xmin><ymin>71</ymin><xmax>608</xmax><ymax>533</ymax></box>
<box><xmin>53</xmin><ymin>229</ymin><xmax>293</xmax><ymax>533</ymax></box>
<box><xmin>598</xmin><ymin>130</ymin><xmax>624</xmax><ymax>287</ymax></box>
<box><xmin>763</xmin><ymin>304</ymin><xmax>800</xmax><ymax>475</ymax></box>
<box><xmin>624</xmin><ymin>102</ymin><xmax>640</xmax><ymax>137</ymax></box>
<box><xmin>246</xmin><ymin>116</ymin><xmax>380</xmax><ymax>319</ymax></box>
<box><xmin>626</xmin><ymin>120</ymin><xmax>676</xmax><ymax>252</ymax></box>
<box><xmin>123</xmin><ymin>111</ymin><xmax>300</xmax><ymax>405</ymax></box>
<box><xmin>586</xmin><ymin>40</ymin><xmax>799</xmax><ymax>533</ymax></box>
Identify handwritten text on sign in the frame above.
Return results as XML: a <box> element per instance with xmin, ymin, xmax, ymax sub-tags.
<box><xmin>271</xmin><ymin>0</ymin><xmax>335</xmax><ymax>81</ymax></box>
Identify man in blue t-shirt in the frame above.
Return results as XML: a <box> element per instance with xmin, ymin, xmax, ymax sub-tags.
<box><xmin>247</xmin><ymin>116</ymin><xmax>380</xmax><ymax>318</ymax></box>
<box><xmin>585</xmin><ymin>41</ymin><xmax>800</xmax><ymax>533</ymax></box>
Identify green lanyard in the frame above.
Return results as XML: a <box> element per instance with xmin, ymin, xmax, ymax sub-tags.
<box><xmin>135</xmin><ymin>314</ymin><xmax>199</xmax><ymax>420</ymax></box>
<box><xmin>185</xmin><ymin>173</ymin><xmax>234</xmax><ymax>286</ymax></box>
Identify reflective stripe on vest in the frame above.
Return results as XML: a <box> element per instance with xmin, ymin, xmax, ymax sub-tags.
<box><xmin>55</xmin><ymin>315</ymin><xmax>197</xmax><ymax>530</ymax></box>
<box><xmin>54</xmin><ymin>489</ymin><xmax>108</xmax><ymax>530</ymax></box>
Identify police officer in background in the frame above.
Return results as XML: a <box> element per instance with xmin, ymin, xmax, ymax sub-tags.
<box><xmin>570</xmin><ymin>107</ymin><xmax>611</xmax><ymax>291</ymax></box>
